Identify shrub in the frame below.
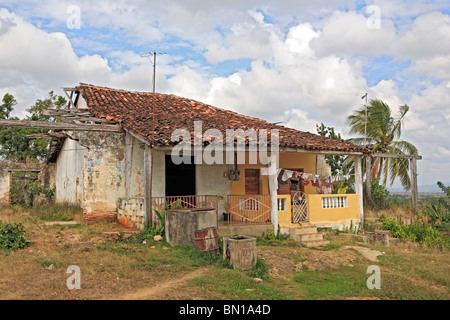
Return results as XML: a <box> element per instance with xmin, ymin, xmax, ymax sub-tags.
<box><xmin>0</xmin><ymin>221</ymin><xmax>31</xmax><ymax>251</ymax></box>
<box><xmin>365</xmin><ymin>177</ymin><xmax>391</xmax><ymax>210</ymax></box>
<box><xmin>419</xmin><ymin>181</ymin><xmax>450</xmax><ymax>232</ymax></box>
<box><xmin>380</xmin><ymin>216</ymin><xmax>449</xmax><ymax>249</ymax></box>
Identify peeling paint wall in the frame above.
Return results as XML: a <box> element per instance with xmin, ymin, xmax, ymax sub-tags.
<box><xmin>151</xmin><ymin>149</ymin><xmax>165</xmax><ymax>198</ymax></box>
<box><xmin>129</xmin><ymin>137</ymin><xmax>145</xmax><ymax>197</ymax></box>
<box><xmin>66</xmin><ymin>131</ymin><xmax>126</xmax><ymax>222</ymax></box>
<box><xmin>55</xmin><ymin>138</ymin><xmax>87</xmax><ymax>205</ymax></box>
<box><xmin>0</xmin><ymin>170</ymin><xmax>11</xmax><ymax>205</ymax></box>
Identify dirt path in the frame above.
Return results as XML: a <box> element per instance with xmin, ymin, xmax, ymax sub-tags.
<box><xmin>117</xmin><ymin>267</ymin><xmax>209</xmax><ymax>300</ymax></box>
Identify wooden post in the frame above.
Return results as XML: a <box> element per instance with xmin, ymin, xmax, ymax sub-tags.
<box><xmin>410</xmin><ymin>157</ymin><xmax>418</xmax><ymax>211</ymax></box>
<box><xmin>354</xmin><ymin>155</ymin><xmax>364</xmax><ymax>227</ymax></box>
<box><xmin>144</xmin><ymin>144</ymin><xmax>152</xmax><ymax>227</ymax></box>
<box><xmin>125</xmin><ymin>132</ymin><xmax>133</xmax><ymax>198</ymax></box>
<box><xmin>365</xmin><ymin>156</ymin><xmax>372</xmax><ymax>202</ymax></box>
<box><xmin>268</xmin><ymin>152</ymin><xmax>278</xmax><ymax>235</ymax></box>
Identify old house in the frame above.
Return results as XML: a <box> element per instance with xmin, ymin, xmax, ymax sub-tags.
<box><xmin>34</xmin><ymin>83</ymin><xmax>371</xmax><ymax>245</ymax></box>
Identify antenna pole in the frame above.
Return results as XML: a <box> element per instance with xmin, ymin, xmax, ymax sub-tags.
<box><xmin>139</xmin><ymin>50</ymin><xmax>167</xmax><ymax>227</ymax></box>
<box><xmin>153</xmin><ymin>51</ymin><xmax>156</xmax><ymax>93</ymax></box>
<box><xmin>140</xmin><ymin>51</ymin><xmax>167</xmax><ymax>93</ymax></box>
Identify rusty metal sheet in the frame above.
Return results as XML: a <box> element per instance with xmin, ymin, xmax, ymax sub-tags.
<box><xmin>194</xmin><ymin>228</ymin><xmax>219</xmax><ymax>254</ymax></box>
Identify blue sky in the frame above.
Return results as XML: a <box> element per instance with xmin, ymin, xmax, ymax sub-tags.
<box><xmin>0</xmin><ymin>0</ymin><xmax>450</xmax><ymax>190</ymax></box>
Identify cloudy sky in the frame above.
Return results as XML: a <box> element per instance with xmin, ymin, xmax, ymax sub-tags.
<box><xmin>1</xmin><ymin>0</ymin><xmax>449</xmax><ymax>190</ymax></box>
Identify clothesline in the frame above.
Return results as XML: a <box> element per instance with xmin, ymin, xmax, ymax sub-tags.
<box><xmin>259</xmin><ymin>168</ymin><xmax>353</xmax><ymax>191</ymax></box>
<box><xmin>260</xmin><ymin>168</ymin><xmax>353</xmax><ymax>181</ymax></box>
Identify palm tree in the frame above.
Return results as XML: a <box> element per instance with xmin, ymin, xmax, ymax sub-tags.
<box><xmin>346</xmin><ymin>99</ymin><xmax>418</xmax><ymax>191</ymax></box>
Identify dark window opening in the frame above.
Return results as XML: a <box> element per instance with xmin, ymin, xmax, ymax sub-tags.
<box><xmin>165</xmin><ymin>155</ymin><xmax>196</xmax><ymax>197</ymax></box>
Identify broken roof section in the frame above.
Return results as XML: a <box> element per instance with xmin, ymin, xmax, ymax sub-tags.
<box><xmin>76</xmin><ymin>83</ymin><xmax>368</xmax><ymax>154</ymax></box>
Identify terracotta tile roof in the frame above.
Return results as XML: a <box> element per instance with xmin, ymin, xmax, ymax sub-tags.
<box><xmin>77</xmin><ymin>83</ymin><xmax>368</xmax><ymax>153</ymax></box>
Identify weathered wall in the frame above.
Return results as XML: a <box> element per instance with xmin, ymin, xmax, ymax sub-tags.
<box><xmin>0</xmin><ymin>161</ymin><xmax>44</xmax><ymax>206</ymax></box>
<box><xmin>67</xmin><ymin>131</ymin><xmax>126</xmax><ymax>223</ymax></box>
<box><xmin>117</xmin><ymin>197</ymin><xmax>145</xmax><ymax>229</ymax></box>
<box><xmin>0</xmin><ymin>170</ymin><xmax>11</xmax><ymax>205</ymax></box>
<box><xmin>55</xmin><ymin>138</ymin><xmax>87</xmax><ymax>205</ymax></box>
<box><xmin>196</xmin><ymin>162</ymin><xmax>232</xmax><ymax>215</ymax></box>
<box><xmin>129</xmin><ymin>137</ymin><xmax>145</xmax><ymax>197</ymax></box>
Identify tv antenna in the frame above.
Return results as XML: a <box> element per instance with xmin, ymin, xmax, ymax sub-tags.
<box><xmin>140</xmin><ymin>51</ymin><xmax>167</xmax><ymax>93</ymax></box>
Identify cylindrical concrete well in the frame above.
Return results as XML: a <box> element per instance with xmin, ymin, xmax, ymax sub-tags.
<box><xmin>165</xmin><ymin>208</ymin><xmax>219</xmax><ymax>254</ymax></box>
<box><xmin>223</xmin><ymin>236</ymin><xmax>257</xmax><ymax>270</ymax></box>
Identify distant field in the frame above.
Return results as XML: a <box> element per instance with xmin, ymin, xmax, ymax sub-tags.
<box><xmin>390</xmin><ymin>193</ymin><xmax>446</xmax><ymax>201</ymax></box>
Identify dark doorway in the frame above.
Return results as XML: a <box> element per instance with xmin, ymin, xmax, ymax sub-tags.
<box><xmin>165</xmin><ymin>155</ymin><xmax>196</xmax><ymax>197</ymax></box>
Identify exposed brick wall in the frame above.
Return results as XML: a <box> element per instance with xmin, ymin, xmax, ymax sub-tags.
<box><xmin>117</xmin><ymin>197</ymin><xmax>145</xmax><ymax>229</ymax></box>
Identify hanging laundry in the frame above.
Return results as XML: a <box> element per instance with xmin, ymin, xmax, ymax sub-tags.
<box><xmin>302</xmin><ymin>180</ymin><xmax>310</xmax><ymax>186</ymax></box>
<box><xmin>278</xmin><ymin>170</ymin><xmax>289</xmax><ymax>185</ymax></box>
<box><xmin>294</xmin><ymin>172</ymin><xmax>303</xmax><ymax>178</ymax></box>
<box><xmin>302</xmin><ymin>173</ymin><xmax>312</xmax><ymax>179</ymax></box>
<box><xmin>282</xmin><ymin>170</ymin><xmax>295</xmax><ymax>181</ymax></box>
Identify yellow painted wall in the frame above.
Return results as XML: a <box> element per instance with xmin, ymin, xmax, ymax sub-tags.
<box><xmin>308</xmin><ymin>194</ymin><xmax>360</xmax><ymax>226</ymax></box>
<box><xmin>277</xmin><ymin>195</ymin><xmax>294</xmax><ymax>227</ymax></box>
<box><xmin>229</xmin><ymin>152</ymin><xmax>317</xmax><ymax>195</ymax></box>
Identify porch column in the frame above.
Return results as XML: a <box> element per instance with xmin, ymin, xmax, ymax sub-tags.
<box><xmin>354</xmin><ymin>155</ymin><xmax>364</xmax><ymax>226</ymax></box>
<box><xmin>125</xmin><ymin>131</ymin><xmax>133</xmax><ymax>198</ymax></box>
<box><xmin>410</xmin><ymin>157</ymin><xmax>418</xmax><ymax>211</ymax></box>
<box><xmin>268</xmin><ymin>152</ymin><xmax>278</xmax><ymax>235</ymax></box>
<box><xmin>144</xmin><ymin>144</ymin><xmax>152</xmax><ymax>227</ymax></box>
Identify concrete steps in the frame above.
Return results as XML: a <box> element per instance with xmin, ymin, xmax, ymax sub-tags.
<box><xmin>290</xmin><ymin>222</ymin><xmax>330</xmax><ymax>247</ymax></box>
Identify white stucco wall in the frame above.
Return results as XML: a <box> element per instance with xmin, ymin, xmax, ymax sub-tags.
<box><xmin>55</xmin><ymin>138</ymin><xmax>88</xmax><ymax>205</ymax></box>
<box><xmin>0</xmin><ymin>171</ymin><xmax>11</xmax><ymax>205</ymax></box>
<box><xmin>196</xmin><ymin>162</ymin><xmax>232</xmax><ymax>215</ymax></box>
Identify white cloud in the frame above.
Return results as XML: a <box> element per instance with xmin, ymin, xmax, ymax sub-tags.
<box><xmin>1</xmin><ymin>2</ymin><xmax>450</xmax><ymax>186</ymax></box>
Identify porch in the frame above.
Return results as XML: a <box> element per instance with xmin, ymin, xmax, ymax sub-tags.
<box><xmin>117</xmin><ymin>192</ymin><xmax>361</xmax><ymax>237</ymax></box>
<box><xmin>225</xmin><ymin>193</ymin><xmax>361</xmax><ymax>231</ymax></box>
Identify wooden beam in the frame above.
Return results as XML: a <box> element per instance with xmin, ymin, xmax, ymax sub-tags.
<box><xmin>42</xmin><ymin>109</ymin><xmax>92</xmax><ymax>117</ymax></box>
<box><xmin>365</xmin><ymin>156</ymin><xmax>372</xmax><ymax>203</ymax></box>
<box><xmin>410</xmin><ymin>157</ymin><xmax>419</xmax><ymax>211</ymax></box>
<box><xmin>0</xmin><ymin>119</ymin><xmax>123</xmax><ymax>132</ymax></box>
<box><xmin>354</xmin><ymin>155</ymin><xmax>364</xmax><ymax>226</ymax></box>
<box><xmin>280</xmin><ymin>147</ymin><xmax>365</xmax><ymax>157</ymax></box>
<box><xmin>144</xmin><ymin>144</ymin><xmax>153</xmax><ymax>227</ymax></box>
<box><xmin>268</xmin><ymin>152</ymin><xmax>279</xmax><ymax>235</ymax></box>
<box><xmin>26</xmin><ymin>132</ymin><xmax>67</xmax><ymax>139</ymax></box>
<box><xmin>125</xmin><ymin>132</ymin><xmax>133</xmax><ymax>198</ymax></box>
<box><xmin>63</xmin><ymin>88</ymin><xmax>77</xmax><ymax>109</ymax></box>
<box><xmin>372</xmin><ymin>152</ymin><xmax>422</xmax><ymax>160</ymax></box>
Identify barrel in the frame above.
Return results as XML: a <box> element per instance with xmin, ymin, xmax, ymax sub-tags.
<box><xmin>165</xmin><ymin>208</ymin><xmax>219</xmax><ymax>254</ymax></box>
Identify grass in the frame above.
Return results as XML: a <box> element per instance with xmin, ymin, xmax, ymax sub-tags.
<box><xmin>0</xmin><ymin>203</ymin><xmax>449</xmax><ymax>300</ymax></box>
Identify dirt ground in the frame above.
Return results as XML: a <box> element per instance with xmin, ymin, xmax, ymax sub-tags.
<box><xmin>258</xmin><ymin>247</ymin><xmax>358</xmax><ymax>280</ymax></box>
<box><xmin>1</xmin><ymin>212</ymin><xmax>449</xmax><ymax>300</ymax></box>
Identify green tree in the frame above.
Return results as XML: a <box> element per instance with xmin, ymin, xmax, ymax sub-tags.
<box><xmin>316</xmin><ymin>123</ymin><xmax>354</xmax><ymax>194</ymax></box>
<box><xmin>0</xmin><ymin>93</ymin><xmax>16</xmax><ymax>119</ymax></box>
<box><xmin>346</xmin><ymin>99</ymin><xmax>418</xmax><ymax>191</ymax></box>
<box><xmin>316</xmin><ymin>123</ymin><xmax>347</xmax><ymax>175</ymax></box>
<box><xmin>0</xmin><ymin>91</ymin><xmax>66</xmax><ymax>161</ymax></box>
